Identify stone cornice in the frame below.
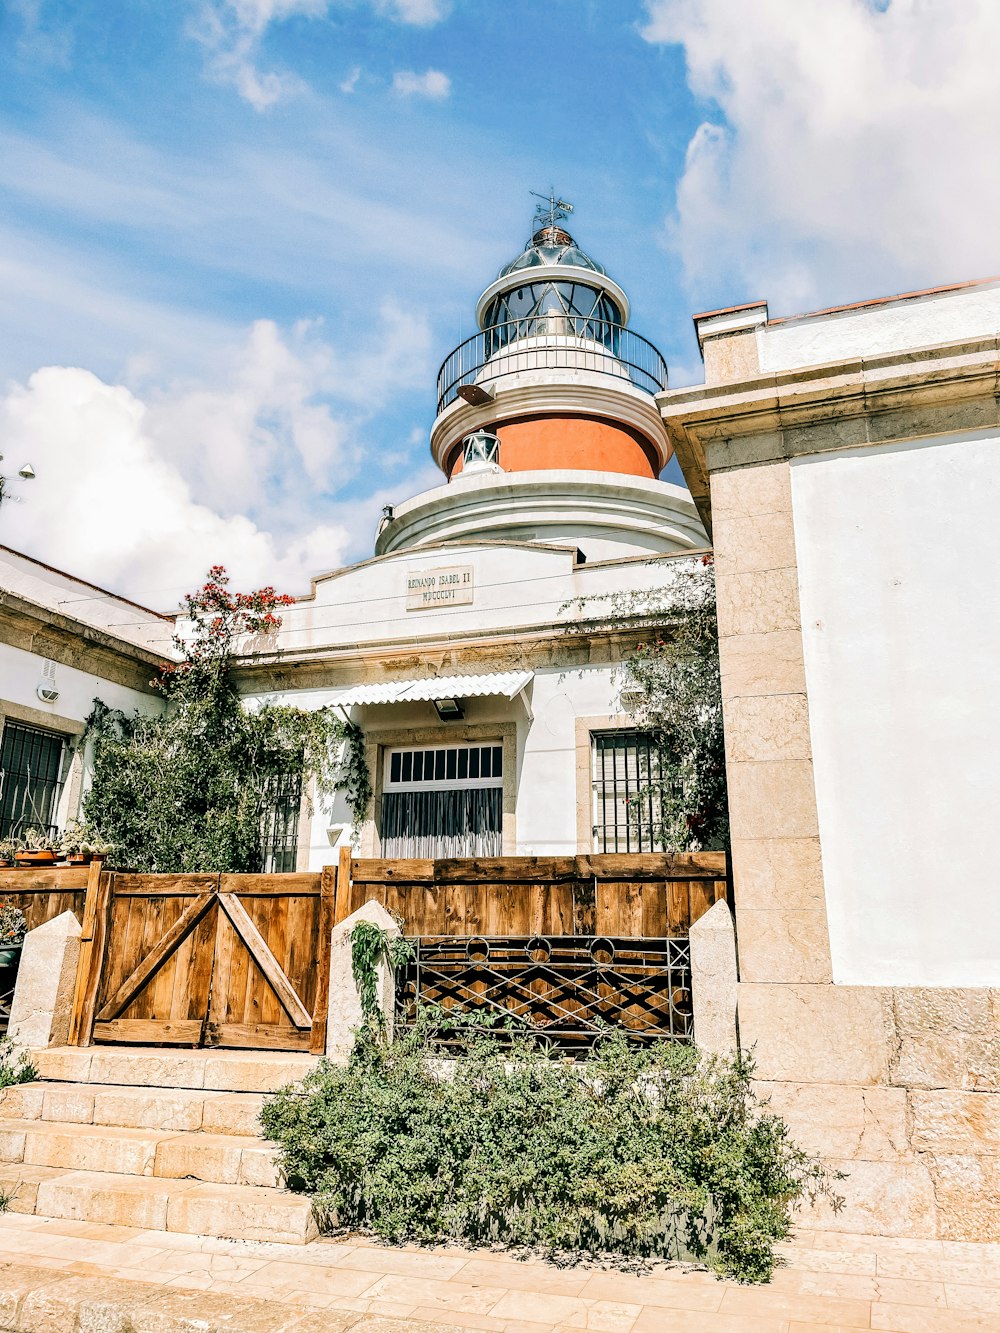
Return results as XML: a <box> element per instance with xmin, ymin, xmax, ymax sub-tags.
<box><xmin>658</xmin><ymin>335</ymin><xmax>1000</xmax><ymax>534</ymax></box>
<box><xmin>0</xmin><ymin>590</ymin><xmax>166</xmax><ymax>696</ymax></box>
<box><xmin>230</xmin><ymin>617</ymin><xmax>655</xmax><ymax>694</ymax></box>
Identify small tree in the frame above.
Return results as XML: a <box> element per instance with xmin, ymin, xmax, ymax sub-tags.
<box><xmin>84</xmin><ymin>566</ymin><xmax>370</xmax><ymax>872</ymax></box>
<box><xmin>570</xmin><ymin>554</ymin><xmax>728</xmax><ymax>852</ymax></box>
<box><xmin>620</xmin><ymin>556</ymin><xmax>728</xmax><ymax>851</ymax></box>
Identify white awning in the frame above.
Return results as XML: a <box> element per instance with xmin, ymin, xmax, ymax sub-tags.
<box><xmin>331</xmin><ymin>670</ymin><xmax>533</xmax><ymax>709</ymax></box>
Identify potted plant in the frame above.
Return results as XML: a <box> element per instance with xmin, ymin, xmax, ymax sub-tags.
<box><xmin>60</xmin><ymin>823</ymin><xmax>90</xmax><ymax>864</ymax></box>
<box><xmin>0</xmin><ymin>900</ymin><xmax>26</xmax><ymax>968</ymax></box>
<box><xmin>13</xmin><ymin>828</ymin><xmax>59</xmax><ymax>866</ymax></box>
<box><xmin>60</xmin><ymin>824</ymin><xmax>114</xmax><ymax>865</ymax></box>
<box><xmin>0</xmin><ymin>840</ymin><xmax>17</xmax><ymax>871</ymax></box>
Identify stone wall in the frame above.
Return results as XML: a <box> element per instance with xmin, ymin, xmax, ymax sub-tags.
<box><xmin>712</xmin><ymin>456</ymin><xmax>1000</xmax><ymax>1242</ymax></box>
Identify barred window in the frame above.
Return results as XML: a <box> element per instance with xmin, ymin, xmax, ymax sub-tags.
<box><xmin>0</xmin><ymin>721</ymin><xmax>67</xmax><ymax>840</ymax></box>
<box><xmin>381</xmin><ymin>743</ymin><xmax>503</xmax><ymax>858</ymax></box>
<box><xmin>260</xmin><ymin>771</ymin><xmax>302</xmax><ymax>873</ymax></box>
<box><xmin>591</xmin><ymin>729</ymin><xmax>665</xmax><ymax>853</ymax></box>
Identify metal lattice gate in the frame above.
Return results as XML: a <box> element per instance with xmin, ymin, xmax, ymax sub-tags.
<box><xmin>397</xmin><ymin>934</ymin><xmax>693</xmax><ymax>1049</ymax></box>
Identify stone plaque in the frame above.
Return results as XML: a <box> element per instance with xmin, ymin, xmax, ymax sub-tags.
<box><xmin>406</xmin><ymin>565</ymin><xmax>474</xmax><ymax>610</ymax></box>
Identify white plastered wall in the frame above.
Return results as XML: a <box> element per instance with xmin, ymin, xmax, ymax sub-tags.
<box><xmin>759</xmin><ymin>284</ymin><xmax>1000</xmax><ymax>374</ymax></box>
<box><xmin>790</xmin><ymin>429</ymin><xmax>1000</xmax><ymax>985</ymax></box>
<box><xmin>0</xmin><ymin>640</ymin><xmax>164</xmax><ymax>829</ymax></box>
<box><xmin>252</xmin><ymin>661</ymin><xmax>622</xmax><ymax>868</ymax></box>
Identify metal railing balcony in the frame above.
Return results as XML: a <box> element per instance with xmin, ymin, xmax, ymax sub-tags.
<box><xmin>436</xmin><ymin>316</ymin><xmax>668</xmax><ymax>414</ymax></box>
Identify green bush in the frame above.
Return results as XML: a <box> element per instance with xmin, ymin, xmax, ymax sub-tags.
<box><xmin>0</xmin><ymin>1037</ymin><xmax>36</xmax><ymax>1090</ymax></box>
<box><xmin>261</xmin><ymin>1016</ymin><xmax>838</xmax><ymax>1282</ymax></box>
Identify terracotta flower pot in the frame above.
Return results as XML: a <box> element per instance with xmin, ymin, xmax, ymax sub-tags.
<box><xmin>14</xmin><ymin>850</ymin><xmax>57</xmax><ymax>866</ymax></box>
<box><xmin>65</xmin><ymin>853</ymin><xmax>93</xmax><ymax>865</ymax></box>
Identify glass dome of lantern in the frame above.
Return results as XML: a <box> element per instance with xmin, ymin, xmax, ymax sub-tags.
<box><xmin>480</xmin><ymin>191</ymin><xmax>625</xmax><ymax>357</ymax></box>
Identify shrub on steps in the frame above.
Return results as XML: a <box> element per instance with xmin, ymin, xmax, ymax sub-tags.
<box><xmin>261</xmin><ymin>1015</ymin><xmax>839</xmax><ymax>1283</ymax></box>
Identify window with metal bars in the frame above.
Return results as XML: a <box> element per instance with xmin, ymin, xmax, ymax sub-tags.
<box><xmin>381</xmin><ymin>743</ymin><xmax>503</xmax><ymax>858</ymax></box>
<box><xmin>259</xmin><ymin>771</ymin><xmax>302</xmax><ymax>873</ymax></box>
<box><xmin>0</xmin><ymin>721</ymin><xmax>67</xmax><ymax>840</ymax></box>
<box><xmin>591</xmin><ymin>730</ymin><xmax>666</xmax><ymax>853</ymax></box>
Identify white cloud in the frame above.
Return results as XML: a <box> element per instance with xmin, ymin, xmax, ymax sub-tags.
<box><xmin>144</xmin><ymin>318</ymin><xmax>349</xmax><ymax>517</ymax></box>
<box><xmin>642</xmin><ymin>0</ymin><xmax>1000</xmax><ymax>311</ymax></box>
<box><xmin>194</xmin><ymin>0</ymin><xmax>451</xmax><ymax>109</ymax></box>
<box><xmin>377</xmin><ymin>0</ymin><xmax>449</xmax><ymax>23</ymax></box>
<box><xmin>0</xmin><ymin>365</ymin><xmax>352</xmax><ymax>607</ymax></box>
<box><xmin>339</xmin><ymin>64</ymin><xmax>362</xmax><ymax>93</ymax></box>
<box><xmin>392</xmin><ymin>68</ymin><xmax>451</xmax><ymax>99</ymax></box>
<box><xmin>191</xmin><ymin>1</ymin><xmax>324</xmax><ymax>110</ymax></box>
<box><xmin>0</xmin><ymin>304</ymin><xmax>438</xmax><ymax>605</ymax></box>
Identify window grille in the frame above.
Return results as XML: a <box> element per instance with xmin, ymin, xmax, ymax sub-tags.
<box><xmin>259</xmin><ymin>771</ymin><xmax>302</xmax><ymax>873</ymax></box>
<box><xmin>382</xmin><ymin>743</ymin><xmax>503</xmax><ymax>858</ymax></box>
<box><xmin>591</xmin><ymin>730</ymin><xmax>665</xmax><ymax>853</ymax></box>
<box><xmin>0</xmin><ymin>721</ymin><xmax>67</xmax><ymax>840</ymax></box>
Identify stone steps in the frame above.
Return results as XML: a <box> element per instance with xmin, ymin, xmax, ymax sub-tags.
<box><xmin>34</xmin><ymin>1045</ymin><xmax>318</xmax><ymax>1093</ymax></box>
<box><xmin>0</xmin><ymin>1080</ymin><xmax>268</xmax><ymax>1135</ymax></box>
<box><xmin>0</xmin><ymin>1045</ymin><xmax>320</xmax><ymax>1244</ymax></box>
<box><xmin>0</xmin><ymin>1163</ymin><xmax>318</xmax><ymax>1242</ymax></box>
<box><xmin>0</xmin><ymin>1119</ymin><xmax>280</xmax><ymax>1186</ymax></box>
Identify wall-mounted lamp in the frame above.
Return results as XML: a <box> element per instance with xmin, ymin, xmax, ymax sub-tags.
<box><xmin>456</xmin><ymin>383</ymin><xmax>496</xmax><ymax>407</ymax></box>
<box><xmin>433</xmin><ymin>697</ymin><xmax>464</xmax><ymax>721</ymax></box>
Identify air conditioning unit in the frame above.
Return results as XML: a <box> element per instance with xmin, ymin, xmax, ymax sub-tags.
<box><xmin>36</xmin><ymin>659</ymin><xmax>59</xmax><ymax>703</ymax></box>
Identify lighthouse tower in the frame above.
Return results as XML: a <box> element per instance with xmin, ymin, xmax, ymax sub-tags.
<box><xmin>376</xmin><ymin>195</ymin><xmax>706</xmax><ymax>559</ymax></box>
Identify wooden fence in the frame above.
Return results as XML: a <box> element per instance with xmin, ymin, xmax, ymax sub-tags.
<box><xmin>0</xmin><ymin>852</ymin><xmax>728</xmax><ymax>1051</ymax></box>
<box><xmin>340</xmin><ymin>852</ymin><xmax>729</xmax><ymax>1046</ymax></box>
<box><xmin>0</xmin><ymin>865</ymin><xmax>91</xmax><ymax>934</ymax></box>
<box><xmin>337</xmin><ymin>852</ymin><xmax>728</xmax><ymax>938</ymax></box>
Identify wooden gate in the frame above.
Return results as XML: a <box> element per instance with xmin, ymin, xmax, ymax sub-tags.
<box><xmin>70</xmin><ymin>870</ymin><xmax>334</xmax><ymax>1052</ymax></box>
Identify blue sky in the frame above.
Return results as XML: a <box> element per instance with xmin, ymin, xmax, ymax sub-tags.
<box><xmin>1</xmin><ymin>0</ymin><xmax>997</xmax><ymax>604</ymax></box>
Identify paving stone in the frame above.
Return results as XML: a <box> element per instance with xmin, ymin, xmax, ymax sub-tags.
<box><xmin>0</xmin><ymin>1085</ymin><xmax>44</xmax><ymax>1121</ymax></box>
<box><xmin>35</xmin><ymin>1170</ymin><xmax>196</xmax><ymax>1231</ymax></box>
<box><xmin>93</xmin><ymin>1088</ymin><xmax>208</xmax><ymax>1133</ymax></box>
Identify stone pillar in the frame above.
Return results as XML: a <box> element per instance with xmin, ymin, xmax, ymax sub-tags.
<box><xmin>8</xmin><ymin>911</ymin><xmax>82</xmax><ymax>1050</ymax></box>
<box><xmin>325</xmin><ymin>900</ymin><xmax>401</xmax><ymax>1063</ymax></box>
<box><xmin>689</xmin><ymin>899</ymin><xmax>738</xmax><ymax>1055</ymax></box>
<box><xmin>712</xmin><ymin>461</ymin><xmax>833</xmax><ymax>986</ymax></box>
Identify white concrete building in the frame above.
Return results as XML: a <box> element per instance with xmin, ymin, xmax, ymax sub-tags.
<box><xmin>237</xmin><ymin>206</ymin><xmax>709</xmax><ymax>865</ymax></box>
<box><xmin>0</xmin><ymin>205</ymin><xmax>708</xmax><ymax>867</ymax></box>
<box><xmin>0</xmin><ymin>545</ymin><xmax>167</xmax><ymax>841</ymax></box>
<box><xmin>661</xmin><ymin>274</ymin><xmax>1000</xmax><ymax>1240</ymax></box>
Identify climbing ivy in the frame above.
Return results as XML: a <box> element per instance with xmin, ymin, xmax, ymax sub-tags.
<box><xmin>83</xmin><ymin>566</ymin><xmax>372</xmax><ymax>872</ymax></box>
<box><xmin>350</xmin><ymin>920</ymin><xmax>414</xmax><ymax>1033</ymax></box>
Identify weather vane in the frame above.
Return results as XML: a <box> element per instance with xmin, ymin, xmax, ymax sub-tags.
<box><xmin>531</xmin><ymin>187</ymin><xmax>574</xmax><ymax>230</ymax></box>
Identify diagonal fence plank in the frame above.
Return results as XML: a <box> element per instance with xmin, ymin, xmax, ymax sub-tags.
<box><xmin>217</xmin><ymin>892</ymin><xmax>312</xmax><ymax>1028</ymax></box>
<box><xmin>95</xmin><ymin>889</ymin><xmax>217</xmax><ymax>1023</ymax></box>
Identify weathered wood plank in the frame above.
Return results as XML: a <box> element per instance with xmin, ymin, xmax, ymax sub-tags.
<box><xmin>93</xmin><ymin>1018</ymin><xmax>204</xmax><ymax>1045</ymax></box>
<box><xmin>218</xmin><ymin>873</ymin><xmax>321</xmax><ymax>896</ymax></box>
<box><xmin>310</xmin><ymin>863</ymin><xmax>337</xmax><ymax>1054</ymax></box>
<box><xmin>95</xmin><ymin>891</ymin><xmax>216</xmax><ymax>1023</ymax></box>
<box><xmin>108</xmin><ymin>874</ymin><xmax>220</xmax><ymax>897</ymax></box>
<box><xmin>217</xmin><ymin>892</ymin><xmax>312</xmax><ymax>1028</ymax></box>
<box><xmin>68</xmin><ymin>867</ymin><xmax>113</xmax><ymax>1047</ymax></box>
<box><xmin>0</xmin><ymin>867</ymin><xmax>89</xmax><ymax>891</ymax></box>
<box><xmin>205</xmin><ymin>1022</ymin><xmax>312</xmax><ymax>1051</ymax></box>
